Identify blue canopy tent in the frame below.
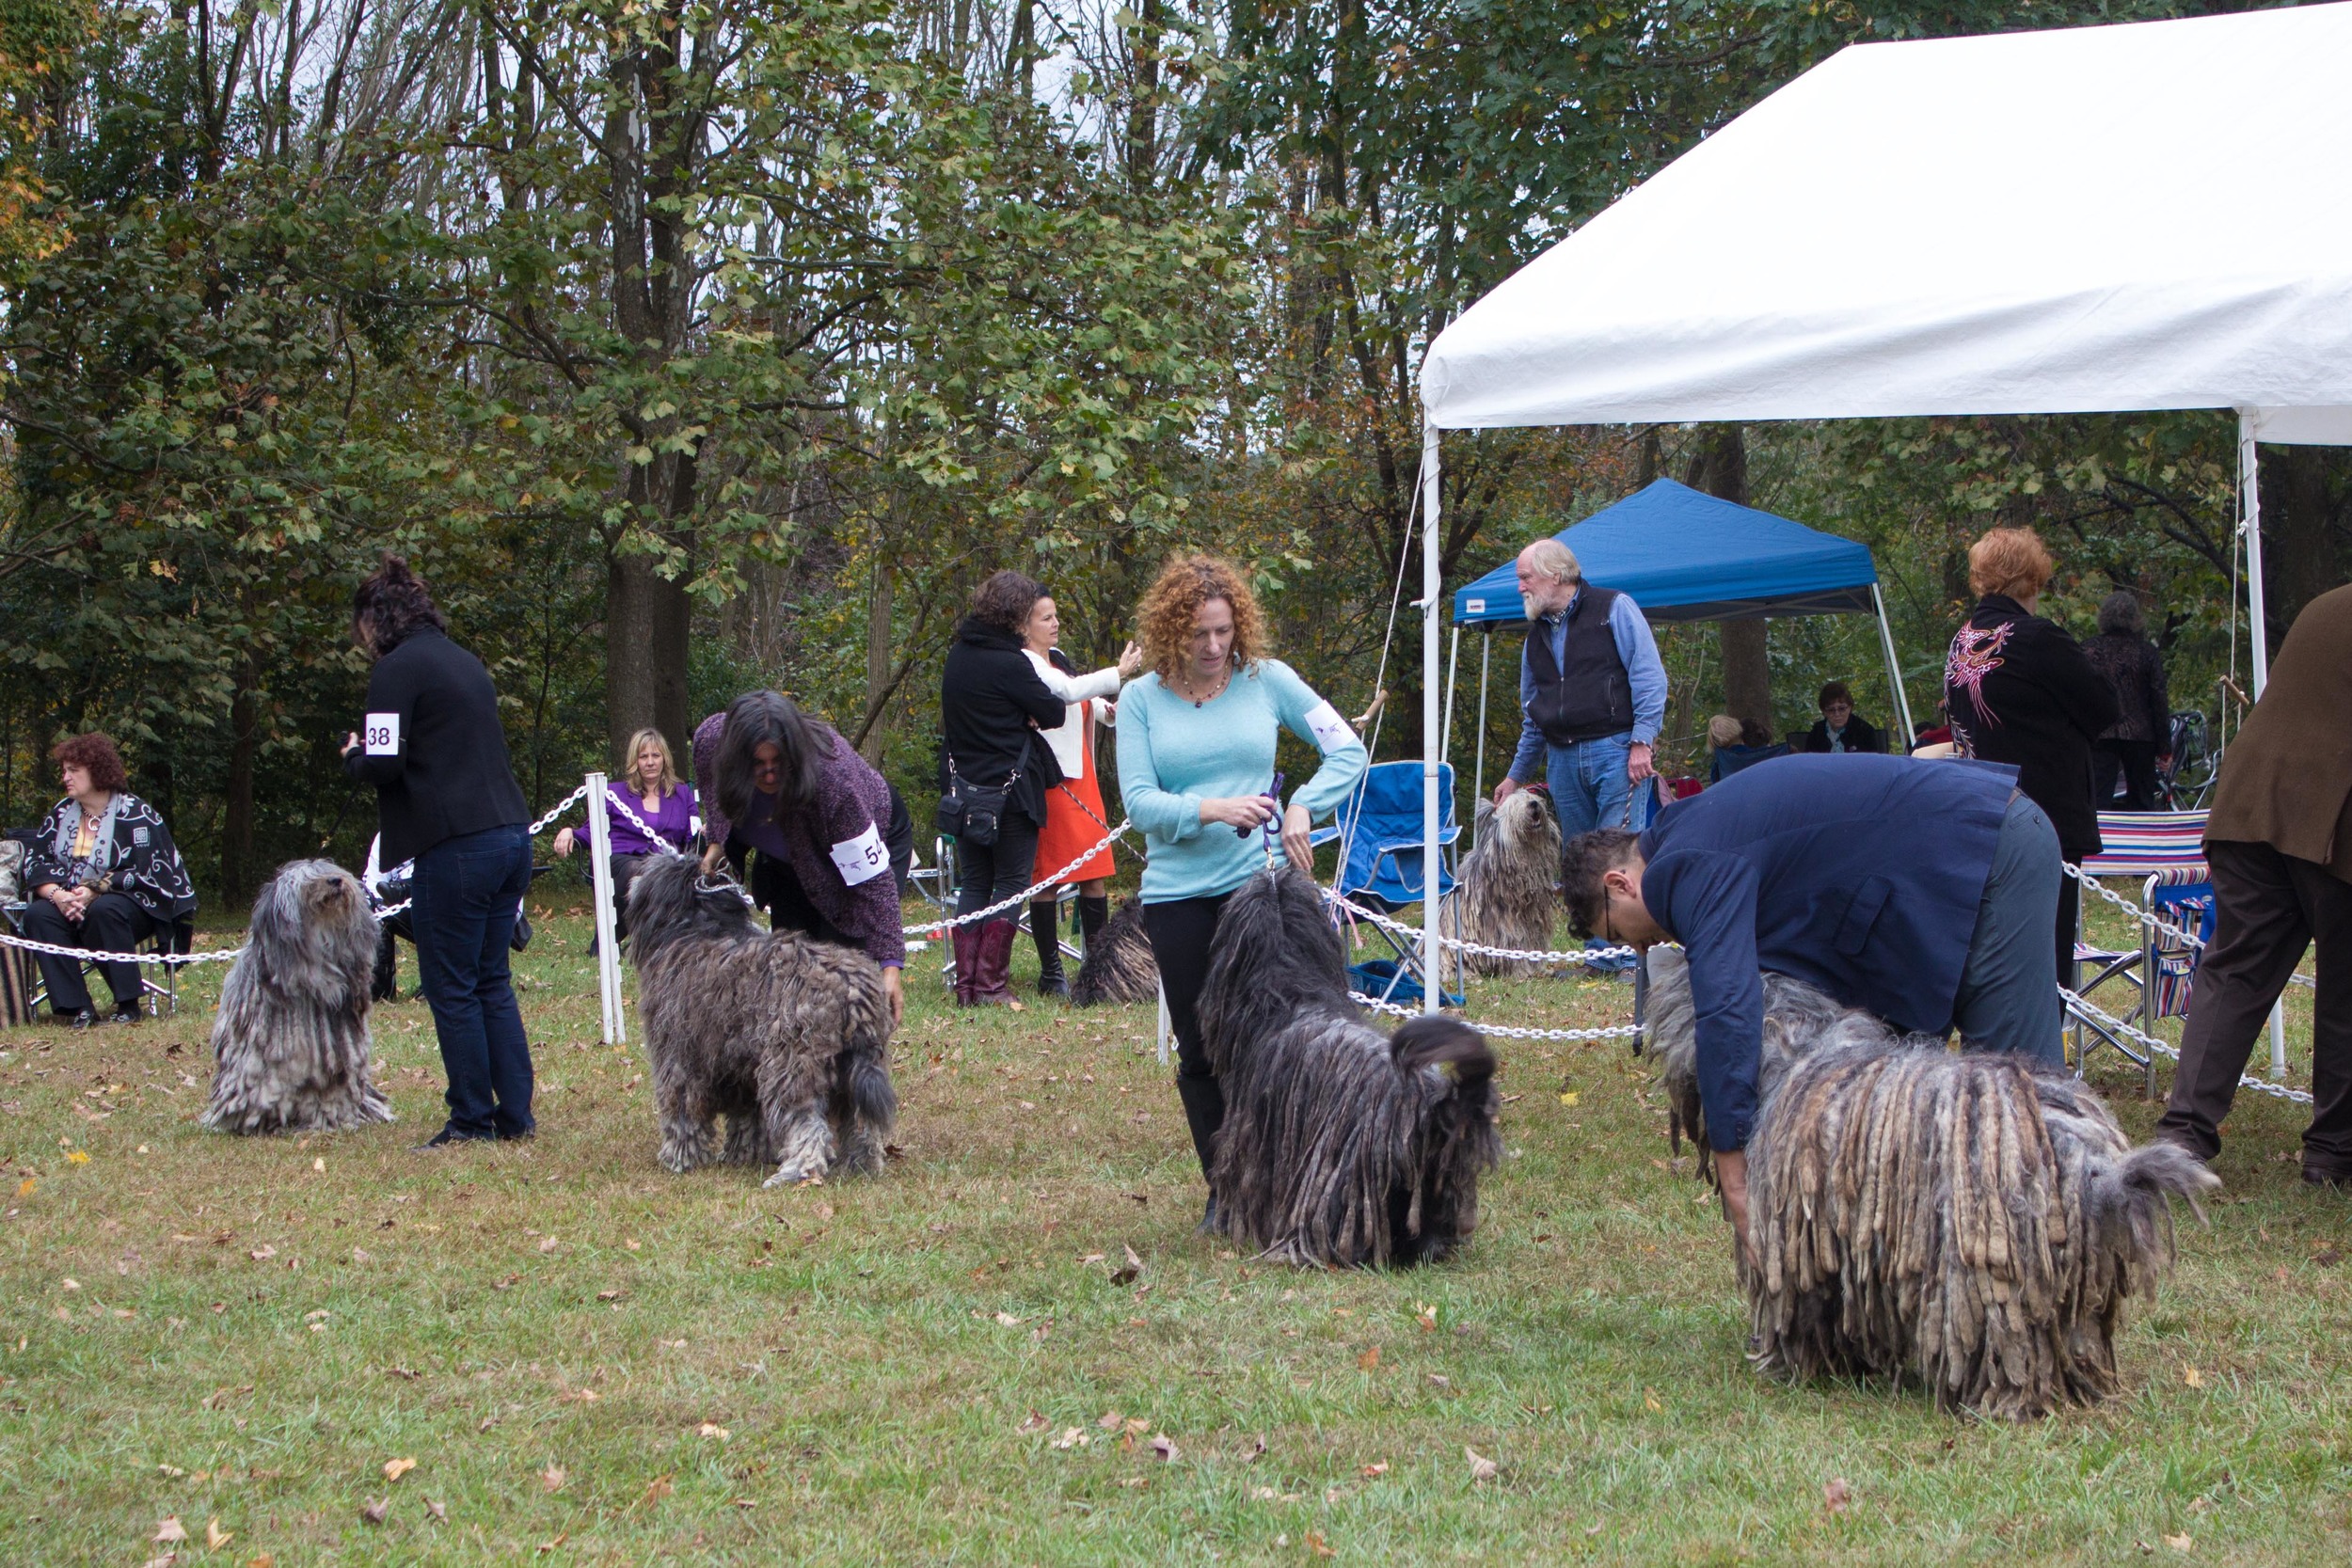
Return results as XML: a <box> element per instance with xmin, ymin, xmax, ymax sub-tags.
<box><xmin>1445</xmin><ymin>477</ymin><xmax>1915</xmax><ymax>813</ymax></box>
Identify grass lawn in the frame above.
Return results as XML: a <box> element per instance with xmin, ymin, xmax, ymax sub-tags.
<box><xmin>2</xmin><ymin>887</ymin><xmax>2347</xmax><ymax>1565</ymax></box>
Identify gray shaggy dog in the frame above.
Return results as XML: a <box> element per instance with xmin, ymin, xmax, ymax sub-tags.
<box><xmin>1198</xmin><ymin>865</ymin><xmax>1501</xmax><ymax>1267</ymax></box>
<box><xmin>1070</xmin><ymin>896</ymin><xmax>1158</xmax><ymax>1006</ymax></box>
<box><xmin>1449</xmin><ymin>790</ymin><xmax>1563</xmax><ymax>976</ymax></box>
<box><xmin>626</xmin><ymin>854</ymin><xmax>896</xmax><ymax>1187</ymax></box>
<box><xmin>1644</xmin><ymin>946</ymin><xmax>2218</xmax><ymax>1419</ymax></box>
<box><xmin>204</xmin><ymin>859</ymin><xmax>393</xmax><ymax>1134</ymax></box>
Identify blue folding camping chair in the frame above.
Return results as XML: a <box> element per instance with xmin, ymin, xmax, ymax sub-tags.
<box><xmin>1311</xmin><ymin>760</ymin><xmax>1463</xmax><ymax>1007</ymax></box>
<box><xmin>2069</xmin><ymin>811</ymin><xmax>2214</xmax><ymax>1093</ymax></box>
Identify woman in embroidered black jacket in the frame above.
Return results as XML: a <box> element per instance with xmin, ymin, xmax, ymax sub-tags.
<box><xmin>1943</xmin><ymin>527</ymin><xmax>2119</xmax><ymax>986</ymax></box>
<box><xmin>21</xmin><ymin>733</ymin><xmax>197</xmax><ymax>1026</ymax></box>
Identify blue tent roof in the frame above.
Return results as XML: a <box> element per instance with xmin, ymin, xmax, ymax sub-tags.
<box><xmin>1452</xmin><ymin>478</ymin><xmax>1881</xmax><ymax>626</ymax></box>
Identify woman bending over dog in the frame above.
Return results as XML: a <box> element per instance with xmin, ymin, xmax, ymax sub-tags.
<box><xmin>1115</xmin><ymin>554</ymin><xmax>1367</xmax><ymax>1208</ymax></box>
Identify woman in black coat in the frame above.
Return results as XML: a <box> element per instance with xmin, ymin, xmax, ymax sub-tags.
<box><xmin>1943</xmin><ymin>527</ymin><xmax>2120</xmax><ymax>988</ymax></box>
<box><xmin>1796</xmin><ymin>680</ymin><xmax>1886</xmax><ymax>754</ymax></box>
<box><xmin>939</xmin><ymin>570</ymin><xmax>1067</xmax><ymax>1005</ymax></box>
<box><xmin>2082</xmin><ymin>592</ymin><xmax>2170</xmax><ymax>811</ymax></box>
<box><xmin>342</xmin><ymin>554</ymin><xmax>535</xmax><ymax>1148</ymax></box>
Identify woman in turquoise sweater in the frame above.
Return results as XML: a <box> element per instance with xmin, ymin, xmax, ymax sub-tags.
<box><xmin>1116</xmin><ymin>554</ymin><xmax>1368</xmax><ymax>1188</ymax></box>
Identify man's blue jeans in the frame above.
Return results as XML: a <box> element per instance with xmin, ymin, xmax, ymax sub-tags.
<box><xmin>1951</xmin><ymin>793</ymin><xmax>2066</xmax><ymax>1069</ymax></box>
<box><xmin>410</xmin><ymin>823</ymin><xmax>535</xmax><ymax>1138</ymax></box>
<box><xmin>1539</xmin><ymin>732</ymin><xmax>1646</xmax><ymax>836</ymax></box>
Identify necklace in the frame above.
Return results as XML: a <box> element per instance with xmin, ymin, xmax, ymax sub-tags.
<box><xmin>1178</xmin><ymin>663</ymin><xmax>1232</xmax><ymax>707</ymax></box>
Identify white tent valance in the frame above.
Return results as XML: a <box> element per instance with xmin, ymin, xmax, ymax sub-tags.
<box><xmin>1422</xmin><ymin>4</ymin><xmax>2352</xmax><ymax>441</ymax></box>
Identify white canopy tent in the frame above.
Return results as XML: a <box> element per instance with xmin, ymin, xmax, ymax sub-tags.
<box><xmin>1406</xmin><ymin>2</ymin><xmax>2352</xmax><ymax>1009</ymax></box>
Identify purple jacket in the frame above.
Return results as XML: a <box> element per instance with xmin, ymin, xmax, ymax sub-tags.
<box><xmin>691</xmin><ymin>712</ymin><xmax>905</xmax><ymax>968</ymax></box>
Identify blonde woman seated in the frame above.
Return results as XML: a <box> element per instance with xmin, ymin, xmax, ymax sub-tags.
<box><xmin>553</xmin><ymin>728</ymin><xmax>697</xmax><ymax>942</ymax></box>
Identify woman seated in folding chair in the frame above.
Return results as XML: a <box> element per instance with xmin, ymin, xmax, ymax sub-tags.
<box><xmin>1115</xmin><ymin>554</ymin><xmax>1367</xmax><ymax>1200</ymax></box>
<box><xmin>21</xmin><ymin>733</ymin><xmax>198</xmax><ymax>1028</ymax></box>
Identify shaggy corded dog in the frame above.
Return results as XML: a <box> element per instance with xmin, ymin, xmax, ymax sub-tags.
<box><xmin>1070</xmin><ymin>896</ymin><xmax>1158</xmax><ymax>1006</ymax></box>
<box><xmin>204</xmin><ymin>859</ymin><xmax>393</xmax><ymax>1134</ymax></box>
<box><xmin>1198</xmin><ymin>865</ymin><xmax>1500</xmax><ymax>1267</ymax></box>
<box><xmin>1645</xmin><ymin>946</ymin><xmax>2217</xmax><ymax>1419</ymax></box>
<box><xmin>1450</xmin><ymin>790</ymin><xmax>1562</xmax><ymax>976</ymax></box>
<box><xmin>627</xmin><ymin>854</ymin><xmax>896</xmax><ymax>1187</ymax></box>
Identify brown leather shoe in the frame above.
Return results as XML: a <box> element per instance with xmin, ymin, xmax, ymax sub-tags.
<box><xmin>970</xmin><ymin>917</ymin><xmax>1020</xmax><ymax>1006</ymax></box>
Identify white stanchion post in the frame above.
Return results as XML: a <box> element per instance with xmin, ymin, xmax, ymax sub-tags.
<box><xmin>1156</xmin><ymin>982</ymin><xmax>1171</xmax><ymax>1068</ymax></box>
<box><xmin>1470</xmin><ymin>630</ymin><xmax>1491</xmax><ymax>850</ymax></box>
<box><xmin>1420</xmin><ymin>420</ymin><xmax>1443</xmax><ymax>1015</ymax></box>
<box><xmin>2241</xmin><ymin>414</ymin><xmax>2288</xmax><ymax>1078</ymax></box>
<box><xmin>586</xmin><ymin>772</ymin><xmax>626</xmax><ymax>1046</ymax></box>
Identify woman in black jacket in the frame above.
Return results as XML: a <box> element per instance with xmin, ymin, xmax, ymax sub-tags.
<box><xmin>1943</xmin><ymin>527</ymin><xmax>2119</xmax><ymax>987</ymax></box>
<box><xmin>1796</xmin><ymin>681</ymin><xmax>1886</xmax><ymax>754</ymax></box>
<box><xmin>939</xmin><ymin>570</ymin><xmax>1067</xmax><ymax>1006</ymax></box>
<box><xmin>2082</xmin><ymin>592</ymin><xmax>2170</xmax><ymax>811</ymax></box>
<box><xmin>342</xmin><ymin>554</ymin><xmax>535</xmax><ymax>1148</ymax></box>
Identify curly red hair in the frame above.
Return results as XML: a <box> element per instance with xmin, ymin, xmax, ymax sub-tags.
<box><xmin>1135</xmin><ymin>554</ymin><xmax>1269</xmax><ymax>681</ymax></box>
<box><xmin>52</xmin><ymin>733</ymin><xmax>129</xmax><ymax>793</ymax></box>
<box><xmin>1967</xmin><ymin>527</ymin><xmax>2056</xmax><ymax>602</ymax></box>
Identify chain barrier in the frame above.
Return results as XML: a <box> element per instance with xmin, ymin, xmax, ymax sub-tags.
<box><xmin>902</xmin><ymin>824</ymin><xmax>1130</xmax><ymax>936</ymax></box>
<box><xmin>1321</xmin><ymin>889</ymin><xmax>1641</xmax><ymax>967</ymax></box>
<box><xmin>1347</xmin><ymin>986</ymin><xmax>1643</xmax><ymax>1041</ymax></box>
<box><xmin>2062</xmin><ymin>983</ymin><xmax>2313</xmax><ymax>1106</ymax></box>
<box><xmin>2066</xmin><ymin>862</ymin><xmax>2316</xmax><ymax>990</ymax></box>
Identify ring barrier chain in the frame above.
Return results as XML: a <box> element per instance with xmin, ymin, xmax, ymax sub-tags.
<box><xmin>2066</xmin><ymin>861</ymin><xmax>2315</xmax><ymax>991</ymax></box>
<box><xmin>2062</xmin><ymin>983</ymin><xmax>2313</xmax><ymax>1106</ymax></box>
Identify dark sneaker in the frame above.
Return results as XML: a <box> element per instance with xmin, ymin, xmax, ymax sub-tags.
<box><xmin>2302</xmin><ymin>1166</ymin><xmax>2352</xmax><ymax>1192</ymax></box>
<box><xmin>59</xmin><ymin>1008</ymin><xmax>99</xmax><ymax>1029</ymax></box>
<box><xmin>107</xmin><ymin>1004</ymin><xmax>144</xmax><ymax>1025</ymax></box>
<box><xmin>417</xmin><ymin>1127</ymin><xmax>496</xmax><ymax>1151</ymax></box>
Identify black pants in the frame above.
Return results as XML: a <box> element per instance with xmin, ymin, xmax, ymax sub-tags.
<box><xmin>955</xmin><ymin>811</ymin><xmax>1041</xmax><ymax>919</ymax></box>
<box><xmin>2156</xmin><ymin>839</ymin><xmax>2352</xmax><ymax>1174</ymax></box>
<box><xmin>2058</xmin><ymin>858</ymin><xmax>2083</xmax><ymax>996</ymax></box>
<box><xmin>607</xmin><ymin>851</ymin><xmax>656</xmax><ymax>937</ymax></box>
<box><xmin>1143</xmin><ymin>893</ymin><xmax>1235</xmax><ymax>1177</ymax></box>
<box><xmin>24</xmin><ymin>893</ymin><xmax>152</xmax><ymax>1015</ymax></box>
<box><xmin>2093</xmin><ymin>739</ymin><xmax>2161</xmax><ymax>811</ymax></box>
<box><xmin>744</xmin><ymin>850</ymin><xmax>863</xmax><ymax>952</ymax></box>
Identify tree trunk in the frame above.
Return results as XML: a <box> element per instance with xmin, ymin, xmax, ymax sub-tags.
<box><xmin>607</xmin><ymin>553</ymin><xmax>693</xmax><ymax>765</ymax></box>
<box><xmin>1687</xmin><ymin>425</ymin><xmax>1773</xmax><ymax>731</ymax></box>
<box><xmin>2262</xmin><ymin>445</ymin><xmax>2347</xmax><ymax>646</ymax></box>
<box><xmin>221</xmin><ymin>669</ymin><xmax>260</xmax><ymax>907</ymax></box>
<box><xmin>860</xmin><ymin>553</ymin><xmax>894</xmax><ymax>767</ymax></box>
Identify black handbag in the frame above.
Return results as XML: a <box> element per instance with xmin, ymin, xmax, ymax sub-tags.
<box><xmin>938</xmin><ymin>733</ymin><xmax>1031</xmax><ymax>849</ymax></box>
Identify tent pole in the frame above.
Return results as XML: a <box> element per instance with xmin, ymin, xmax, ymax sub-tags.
<box><xmin>1870</xmin><ymin>583</ymin><xmax>1915</xmax><ymax>743</ymax></box>
<box><xmin>1470</xmin><ymin>631</ymin><xmax>1491</xmax><ymax>849</ymax></box>
<box><xmin>2239</xmin><ymin>412</ymin><xmax>2287</xmax><ymax>1077</ymax></box>
<box><xmin>1443</xmin><ymin>625</ymin><xmax>1461</xmax><ymax>768</ymax></box>
<box><xmin>1421</xmin><ymin>421</ymin><xmax>1443</xmax><ymax>1016</ymax></box>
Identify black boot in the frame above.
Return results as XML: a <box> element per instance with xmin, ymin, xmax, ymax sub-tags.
<box><xmin>1077</xmin><ymin>895</ymin><xmax>1109</xmax><ymax>953</ymax></box>
<box><xmin>1174</xmin><ymin>1072</ymin><xmax>1227</xmax><ymax>1180</ymax></box>
<box><xmin>1030</xmin><ymin>901</ymin><xmax>1068</xmax><ymax>998</ymax></box>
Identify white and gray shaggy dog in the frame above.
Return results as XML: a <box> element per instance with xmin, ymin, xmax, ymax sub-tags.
<box><xmin>1199</xmin><ymin>865</ymin><xmax>1501</xmax><ymax>1267</ymax></box>
<box><xmin>626</xmin><ymin>854</ymin><xmax>897</xmax><ymax>1187</ymax></box>
<box><xmin>1645</xmin><ymin>947</ymin><xmax>2217</xmax><ymax>1419</ymax></box>
<box><xmin>204</xmin><ymin>859</ymin><xmax>393</xmax><ymax>1134</ymax></box>
<box><xmin>1449</xmin><ymin>789</ymin><xmax>1563</xmax><ymax>976</ymax></box>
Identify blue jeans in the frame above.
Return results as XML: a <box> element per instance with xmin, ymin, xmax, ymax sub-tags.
<box><xmin>1540</xmin><ymin>733</ymin><xmax>1646</xmax><ymax>836</ymax></box>
<box><xmin>410</xmin><ymin>823</ymin><xmax>535</xmax><ymax>1138</ymax></box>
<box><xmin>1951</xmin><ymin>793</ymin><xmax>2065</xmax><ymax>1069</ymax></box>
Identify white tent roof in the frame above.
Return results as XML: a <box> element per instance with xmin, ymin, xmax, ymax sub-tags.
<box><xmin>1422</xmin><ymin>3</ymin><xmax>2352</xmax><ymax>443</ymax></box>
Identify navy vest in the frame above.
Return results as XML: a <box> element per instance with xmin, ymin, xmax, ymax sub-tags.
<box><xmin>1525</xmin><ymin>586</ymin><xmax>1634</xmax><ymax>744</ymax></box>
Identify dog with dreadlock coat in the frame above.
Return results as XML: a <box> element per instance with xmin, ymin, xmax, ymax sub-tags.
<box><xmin>1449</xmin><ymin>789</ymin><xmax>1563</xmax><ymax>976</ymax></box>
<box><xmin>1197</xmin><ymin>865</ymin><xmax>1501</xmax><ymax>1267</ymax></box>
<box><xmin>626</xmin><ymin>854</ymin><xmax>897</xmax><ymax>1187</ymax></box>
<box><xmin>1070</xmin><ymin>896</ymin><xmax>1158</xmax><ymax>1006</ymax></box>
<box><xmin>1644</xmin><ymin>945</ymin><xmax>2217</xmax><ymax>1419</ymax></box>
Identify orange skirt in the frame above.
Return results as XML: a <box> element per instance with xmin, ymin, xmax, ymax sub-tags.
<box><xmin>1036</xmin><ymin>710</ymin><xmax>1117</xmax><ymax>884</ymax></box>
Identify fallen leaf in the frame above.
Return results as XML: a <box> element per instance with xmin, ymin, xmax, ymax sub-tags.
<box><xmin>383</xmin><ymin>1457</ymin><xmax>417</xmax><ymax>1483</ymax></box>
<box><xmin>561</xmin><ymin>1387</ymin><xmax>598</xmax><ymax>1404</ymax></box>
<box><xmin>2164</xmin><ymin>1533</ymin><xmax>2193</xmax><ymax>1552</ymax></box>
<box><xmin>67</xmin><ymin>1150</ymin><xmax>90</xmax><ymax>1165</ymax></box>
<box><xmin>2312</xmin><ymin>1247</ymin><xmax>2343</xmax><ymax>1268</ymax></box>
<box><xmin>1360</xmin><ymin>1462</ymin><xmax>1390</xmax><ymax>1478</ymax></box>
<box><xmin>1644</xmin><ymin>1390</ymin><xmax>1662</xmax><ymax>1412</ymax></box>
<box><xmin>993</xmin><ymin>1311</ymin><xmax>1024</xmax><ymax>1327</ymax></box>
<box><xmin>247</xmin><ymin>1246</ymin><xmax>276</xmax><ymax>1261</ymax></box>
<box><xmin>1823</xmin><ymin>1477</ymin><xmax>1851</xmax><ymax>1515</ymax></box>
<box><xmin>14</xmin><ymin>1178</ymin><xmax>32</xmax><ymax>1196</ymax></box>
<box><xmin>1108</xmin><ymin>1266</ymin><xmax>1138</xmax><ymax>1287</ymax></box>
<box><xmin>1151</xmin><ymin>1434</ymin><xmax>1180</xmax><ymax>1462</ymax></box>
<box><xmin>1016</xmin><ymin>1411</ymin><xmax>1049</xmax><ymax>1434</ymax></box>
<box><xmin>1097</xmin><ymin>1410</ymin><xmax>1125</xmax><ymax>1431</ymax></box>
<box><xmin>696</xmin><ymin>1422</ymin><xmax>730</xmax><ymax>1440</ymax></box>
<box><xmin>1358</xmin><ymin>1346</ymin><xmax>1381</xmax><ymax>1371</ymax></box>
<box><xmin>153</xmin><ymin>1516</ymin><xmax>189</xmax><ymax>1544</ymax></box>
<box><xmin>310</xmin><ymin>1157</ymin><xmax>325</xmax><ymax>1174</ymax></box>
<box><xmin>387</xmin><ymin>1367</ymin><xmax>420</xmax><ymax>1382</ymax></box>
<box><xmin>360</xmin><ymin>1498</ymin><xmax>389</xmax><ymax>1525</ymax></box>
<box><xmin>1426</xmin><ymin>1374</ymin><xmax>1452</xmax><ymax>1389</ymax></box>
<box><xmin>1122</xmin><ymin>1243</ymin><xmax>1145</xmax><ymax>1272</ymax></box>
<box><xmin>1558</xmin><ymin>1091</ymin><xmax>1579</xmax><ymax>1107</ymax></box>
<box><xmin>596</xmin><ymin>1290</ymin><xmax>622</xmax><ymax>1302</ymax></box>
<box><xmin>1465</xmin><ymin>1447</ymin><xmax>1498</xmax><ymax>1482</ymax></box>
<box><xmin>2183</xmin><ymin>1366</ymin><xmax>2204</xmax><ymax>1388</ymax></box>
<box><xmin>541</xmin><ymin>1464</ymin><xmax>566</xmax><ymax>1493</ymax></box>
<box><xmin>426</xmin><ymin>1497</ymin><xmax>448</xmax><ymax>1523</ymax></box>
<box><xmin>538</xmin><ymin>1236</ymin><xmax>559</xmax><ymax>1253</ymax></box>
<box><xmin>1053</xmin><ymin>1428</ymin><xmax>1089</xmax><ymax>1450</ymax></box>
<box><xmin>638</xmin><ymin>1474</ymin><xmax>674</xmax><ymax>1507</ymax></box>
<box><xmin>1305</xmin><ymin>1532</ymin><xmax>1337</xmax><ymax>1559</ymax></box>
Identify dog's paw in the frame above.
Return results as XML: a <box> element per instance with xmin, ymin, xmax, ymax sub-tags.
<box><xmin>761</xmin><ymin>1163</ymin><xmax>822</xmax><ymax>1190</ymax></box>
<box><xmin>657</xmin><ymin>1145</ymin><xmax>694</xmax><ymax>1174</ymax></box>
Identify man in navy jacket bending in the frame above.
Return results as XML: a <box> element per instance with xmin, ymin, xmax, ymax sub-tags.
<box><xmin>1559</xmin><ymin>753</ymin><xmax>2063</xmax><ymax>1243</ymax></box>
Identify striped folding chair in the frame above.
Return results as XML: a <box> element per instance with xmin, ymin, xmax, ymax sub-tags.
<box><xmin>2070</xmin><ymin>810</ymin><xmax>2209</xmax><ymax>1092</ymax></box>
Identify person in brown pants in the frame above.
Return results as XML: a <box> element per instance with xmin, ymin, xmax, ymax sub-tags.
<box><xmin>2155</xmin><ymin>584</ymin><xmax>2352</xmax><ymax>1186</ymax></box>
